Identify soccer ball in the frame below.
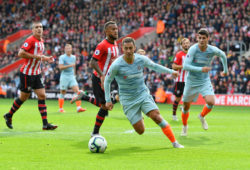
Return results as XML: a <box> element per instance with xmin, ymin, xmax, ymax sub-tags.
<box><xmin>88</xmin><ymin>135</ymin><xmax>107</xmax><ymax>153</ymax></box>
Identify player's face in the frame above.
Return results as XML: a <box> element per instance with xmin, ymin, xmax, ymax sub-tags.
<box><xmin>123</xmin><ymin>42</ymin><xmax>136</xmax><ymax>57</ymax></box>
<box><xmin>182</xmin><ymin>39</ymin><xmax>190</xmax><ymax>51</ymax></box>
<box><xmin>32</xmin><ymin>23</ymin><xmax>43</xmax><ymax>37</ymax></box>
<box><xmin>106</xmin><ymin>24</ymin><xmax>118</xmax><ymax>40</ymax></box>
<box><xmin>65</xmin><ymin>45</ymin><xmax>72</xmax><ymax>55</ymax></box>
<box><xmin>197</xmin><ymin>34</ymin><xmax>208</xmax><ymax>47</ymax></box>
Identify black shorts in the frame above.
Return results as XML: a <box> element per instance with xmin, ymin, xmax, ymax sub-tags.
<box><xmin>20</xmin><ymin>72</ymin><xmax>44</xmax><ymax>93</ymax></box>
<box><xmin>92</xmin><ymin>74</ymin><xmax>106</xmax><ymax>104</ymax></box>
<box><xmin>92</xmin><ymin>74</ymin><xmax>118</xmax><ymax>104</ymax></box>
<box><xmin>174</xmin><ymin>82</ymin><xmax>185</xmax><ymax>97</ymax></box>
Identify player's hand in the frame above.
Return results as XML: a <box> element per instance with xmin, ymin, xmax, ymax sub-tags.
<box><xmin>220</xmin><ymin>72</ymin><xmax>228</xmax><ymax>77</ymax></box>
<box><xmin>202</xmin><ymin>67</ymin><xmax>211</xmax><ymax>73</ymax></box>
<box><xmin>105</xmin><ymin>102</ymin><xmax>113</xmax><ymax>110</ymax></box>
<box><xmin>171</xmin><ymin>71</ymin><xmax>179</xmax><ymax>79</ymax></box>
<box><xmin>46</xmin><ymin>56</ymin><xmax>55</xmax><ymax>63</ymax></box>
<box><xmin>100</xmin><ymin>75</ymin><xmax>105</xmax><ymax>90</ymax></box>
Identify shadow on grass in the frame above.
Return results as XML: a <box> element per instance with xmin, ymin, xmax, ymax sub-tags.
<box><xmin>178</xmin><ymin>135</ymin><xmax>223</xmax><ymax>147</ymax></box>
<box><xmin>73</xmin><ymin>139</ymin><xmax>172</xmax><ymax>158</ymax></box>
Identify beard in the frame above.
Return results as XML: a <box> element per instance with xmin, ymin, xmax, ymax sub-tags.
<box><xmin>109</xmin><ymin>34</ymin><xmax>118</xmax><ymax>40</ymax></box>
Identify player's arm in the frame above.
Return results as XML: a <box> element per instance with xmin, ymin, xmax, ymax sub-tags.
<box><xmin>90</xmin><ymin>58</ymin><xmax>104</xmax><ymax>77</ymax></box>
<box><xmin>18</xmin><ymin>49</ymin><xmax>54</xmax><ymax>63</ymax></box>
<box><xmin>143</xmin><ymin>56</ymin><xmax>178</xmax><ymax>78</ymax></box>
<box><xmin>104</xmin><ymin>63</ymin><xmax>118</xmax><ymax>110</ymax></box>
<box><xmin>172</xmin><ymin>63</ymin><xmax>183</xmax><ymax>70</ymax></box>
<box><xmin>91</xmin><ymin>45</ymin><xmax>106</xmax><ymax>89</ymax></box>
<box><xmin>172</xmin><ymin>53</ymin><xmax>183</xmax><ymax>70</ymax></box>
<box><xmin>58</xmin><ymin>56</ymin><xmax>75</xmax><ymax>70</ymax></box>
<box><xmin>18</xmin><ymin>49</ymin><xmax>42</xmax><ymax>60</ymax></box>
<box><xmin>183</xmin><ymin>47</ymin><xmax>206</xmax><ymax>72</ymax></box>
<box><xmin>215</xmin><ymin>47</ymin><xmax>228</xmax><ymax>75</ymax></box>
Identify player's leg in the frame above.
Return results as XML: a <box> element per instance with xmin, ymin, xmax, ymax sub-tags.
<box><xmin>71</xmin><ymin>91</ymin><xmax>101</xmax><ymax>107</ymax></box>
<box><xmin>58</xmin><ymin>90</ymin><xmax>66</xmax><ymax>113</ymax></box>
<box><xmin>71</xmin><ymin>84</ymin><xmax>86</xmax><ymax>113</ymax></box>
<box><xmin>35</xmin><ymin>88</ymin><xmax>57</xmax><ymax>130</ymax></box>
<box><xmin>3</xmin><ymin>73</ymin><xmax>30</xmax><ymax>129</ymax></box>
<box><xmin>91</xmin><ymin>75</ymin><xmax>108</xmax><ymax>136</ymax></box>
<box><xmin>58</xmin><ymin>75</ymin><xmax>69</xmax><ymax>112</ymax></box>
<box><xmin>198</xmin><ymin>82</ymin><xmax>215</xmax><ymax>130</ymax></box>
<box><xmin>3</xmin><ymin>91</ymin><xmax>30</xmax><ymax>129</ymax></box>
<box><xmin>146</xmin><ymin>109</ymin><xmax>184</xmax><ymax>148</ymax></box>
<box><xmin>141</xmin><ymin>95</ymin><xmax>184</xmax><ymax>148</ymax></box>
<box><xmin>34</xmin><ymin>74</ymin><xmax>57</xmax><ymax>130</ymax></box>
<box><xmin>123</xmin><ymin>103</ymin><xmax>145</xmax><ymax>135</ymax></box>
<box><xmin>172</xmin><ymin>82</ymin><xmax>185</xmax><ymax>121</ymax></box>
<box><xmin>181</xmin><ymin>84</ymin><xmax>199</xmax><ymax>136</ymax></box>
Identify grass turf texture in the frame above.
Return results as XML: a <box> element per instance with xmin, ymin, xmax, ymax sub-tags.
<box><xmin>0</xmin><ymin>98</ymin><xmax>249</xmax><ymax>170</ymax></box>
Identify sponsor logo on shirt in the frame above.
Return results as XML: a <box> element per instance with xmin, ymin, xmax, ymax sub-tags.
<box><xmin>138</xmin><ymin>66</ymin><xmax>141</xmax><ymax>70</ymax></box>
<box><xmin>123</xmin><ymin>76</ymin><xmax>127</xmax><ymax>79</ymax></box>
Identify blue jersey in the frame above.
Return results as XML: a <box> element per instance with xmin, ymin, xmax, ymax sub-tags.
<box><xmin>59</xmin><ymin>54</ymin><xmax>76</xmax><ymax>76</ymax></box>
<box><xmin>183</xmin><ymin>43</ymin><xmax>228</xmax><ymax>86</ymax></box>
<box><xmin>104</xmin><ymin>54</ymin><xmax>174</xmax><ymax>106</ymax></box>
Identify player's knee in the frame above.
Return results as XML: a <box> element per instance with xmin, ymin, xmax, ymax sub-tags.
<box><xmin>136</xmin><ymin>128</ymin><xmax>145</xmax><ymax>135</ymax></box>
<box><xmin>207</xmin><ymin>101</ymin><xmax>214</xmax><ymax>106</ymax></box>
<box><xmin>38</xmin><ymin>94</ymin><xmax>46</xmax><ymax>100</ymax></box>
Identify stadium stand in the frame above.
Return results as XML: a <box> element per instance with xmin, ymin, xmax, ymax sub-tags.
<box><xmin>0</xmin><ymin>0</ymin><xmax>249</xmax><ymax>98</ymax></box>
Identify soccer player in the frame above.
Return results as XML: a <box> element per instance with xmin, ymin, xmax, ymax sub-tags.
<box><xmin>172</xmin><ymin>38</ymin><xmax>190</xmax><ymax>121</ymax></box>
<box><xmin>3</xmin><ymin>22</ymin><xmax>57</xmax><ymax>130</ymax></box>
<box><xmin>181</xmin><ymin>28</ymin><xmax>228</xmax><ymax>136</ymax></box>
<box><xmin>71</xmin><ymin>21</ymin><xmax>119</xmax><ymax>136</ymax></box>
<box><xmin>104</xmin><ymin>37</ymin><xmax>184</xmax><ymax>148</ymax></box>
<box><xmin>58</xmin><ymin>44</ymin><xmax>86</xmax><ymax>113</ymax></box>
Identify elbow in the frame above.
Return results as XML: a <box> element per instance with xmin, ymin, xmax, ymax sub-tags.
<box><xmin>18</xmin><ymin>51</ymin><xmax>23</xmax><ymax>58</ymax></box>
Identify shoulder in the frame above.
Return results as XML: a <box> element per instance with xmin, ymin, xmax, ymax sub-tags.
<box><xmin>208</xmin><ymin>44</ymin><xmax>220</xmax><ymax>52</ymax></box>
<box><xmin>188</xmin><ymin>44</ymin><xmax>198</xmax><ymax>53</ymax></box>
<box><xmin>24</xmin><ymin>36</ymin><xmax>35</xmax><ymax>43</ymax></box>
<box><xmin>59</xmin><ymin>54</ymin><xmax>65</xmax><ymax>59</ymax></box>
<box><xmin>176</xmin><ymin>51</ymin><xmax>183</xmax><ymax>57</ymax></box>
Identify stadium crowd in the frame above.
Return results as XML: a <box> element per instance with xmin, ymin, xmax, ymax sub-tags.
<box><xmin>0</xmin><ymin>0</ymin><xmax>249</xmax><ymax>98</ymax></box>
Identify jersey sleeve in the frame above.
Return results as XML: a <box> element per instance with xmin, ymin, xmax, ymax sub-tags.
<box><xmin>183</xmin><ymin>46</ymin><xmax>203</xmax><ymax>72</ymax></box>
<box><xmin>59</xmin><ymin>55</ymin><xmax>64</xmax><ymax>65</ymax></box>
<box><xmin>92</xmin><ymin>44</ymin><xmax>105</xmax><ymax>60</ymax></box>
<box><xmin>213</xmin><ymin>47</ymin><xmax>228</xmax><ymax>74</ymax></box>
<box><xmin>174</xmin><ymin>52</ymin><xmax>182</xmax><ymax>65</ymax></box>
<box><xmin>142</xmin><ymin>55</ymin><xmax>173</xmax><ymax>74</ymax></box>
<box><xmin>104</xmin><ymin>61</ymin><xmax>118</xmax><ymax>103</ymax></box>
<box><xmin>21</xmin><ymin>38</ymin><xmax>33</xmax><ymax>51</ymax></box>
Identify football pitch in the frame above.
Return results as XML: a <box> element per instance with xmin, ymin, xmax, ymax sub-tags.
<box><xmin>0</xmin><ymin>98</ymin><xmax>249</xmax><ymax>170</ymax></box>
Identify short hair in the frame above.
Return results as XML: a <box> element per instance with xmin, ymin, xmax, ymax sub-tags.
<box><xmin>104</xmin><ymin>21</ymin><xmax>117</xmax><ymax>30</ymax></box>
<box><xmin>198</xmin><ymin>28</ymin><xmax>209</xmax><ymax>37</ymax></box>
<box><xmin>137</xmin><ymin>49</ymin><xmax>146</xmax><ymax>55</ymax></box>
<box><xmin>65</xmin><ymin>43</ymin><xmax>72</xmax><ymax>47</ymax></box>
<box><xmin>122</xmin><ymin>37</ymin><xmax>135</xmax><ymax>46</ymax></box>
<box><xmin>181</xmin><ymin>38</ymin><xmax>189</xmax><ymax>45</ymax></box>
<box><xmin>32</xmin><ymin>21</ymin><xmax>42</xmax><ymax>29</ymax></box>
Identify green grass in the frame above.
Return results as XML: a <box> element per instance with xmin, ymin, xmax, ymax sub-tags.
<box><xmin>0</xmin><ymin>98</ymin><xmax>249</xmax><ymax>170</ymax></box>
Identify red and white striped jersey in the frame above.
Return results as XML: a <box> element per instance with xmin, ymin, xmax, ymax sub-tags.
<box><xmin>92</xmin><ymin>39</ymin><xmax>119</xmax><ymax>77</ymax></box>
<box><xmin>173</xmin><ymin>51</ymin><xmax>187</xmax><ymax>82</ymax></box>
<box><xmin>20</xmin><ymin>35</ymin><xmax>45</xmax><ymax>75</ymax></box>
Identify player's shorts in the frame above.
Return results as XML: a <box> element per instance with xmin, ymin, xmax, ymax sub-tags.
<box><xmin>182</xmin><ymin>81</ymin><xmax>214</xmax><ymax>102</ymax></box>
<box><xmin>174</xmin><ymin>82</ymin><xmax>185</xmax><ymax>97</ymax></box>
<box><xmin>60</xmin><ymin>75</ymin><xmax>78</xmax><ymax>90</ymax></box>
<box><xmin>19</xmin><ymin>72</ymin><xmax>44</xmax><ymax>93</ymax></box>
<box><xmin>92</xmin><ymin>74</ymin><xmax>106</xmax><ymax>104</ymax></box>
<box><xmin>122</xmin><ymin>94</ymin><xmax>159</xmax><ymax>125</ymax></box>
